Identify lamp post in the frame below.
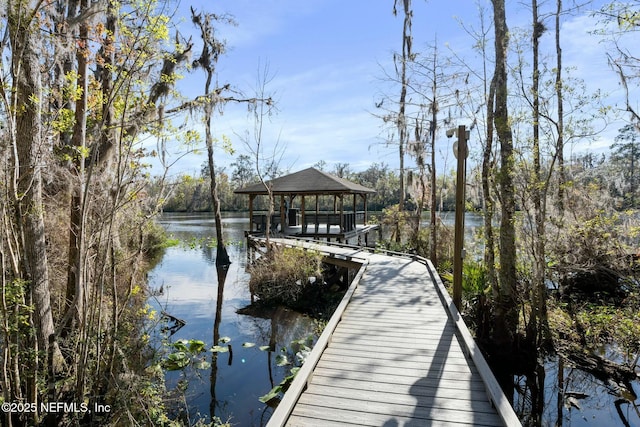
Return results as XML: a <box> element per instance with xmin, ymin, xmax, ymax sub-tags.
<box><xmin>451</xmin><ymin>125</ymin><xmax>469</xmax><ymax>310</ymax></box>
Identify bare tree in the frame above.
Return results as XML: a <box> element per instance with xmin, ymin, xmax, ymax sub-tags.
<box><xmin>528</xmin><ymin>0</ymin><xmax>550</xmax><ymax>352</ymax></box>
<box><xmin>393</xmin><ymin>0</ymin><xmax>413</xmax><ymax>243</ymax></box>
<box><xmin>598</xmin><ymin>1</ymin><xmax>640</xmax><ymax>127</ymax></box>
<box><xmin>191</xmin><ymin>8</ymin><xmax>235</xmax><ymax>267</ymax></box>
<box><xmin>242</xmin><ymin>63</ymin><xmax>280</xmax><ymax>247</ymax></box>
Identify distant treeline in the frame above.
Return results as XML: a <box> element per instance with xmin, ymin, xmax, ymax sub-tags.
<box><xmin>150</xmin><ymin>147</ymin><xmax>640</xmax><ymax>214</ymax></box>
<box><xmin>149</xmin><ymin>159</ymin><xmax>459</xmax><ymax>212</ymax></box>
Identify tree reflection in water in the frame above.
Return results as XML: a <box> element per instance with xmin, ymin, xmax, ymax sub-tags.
<box><xmin>510</xmin><ymin>353</ymin><xmax>639</xmax><ymax>426</ymax></box>
<box><xmin>210</xmin><ymin>265</ymin><xmax>228</xmax><ymax>422</ymax></box>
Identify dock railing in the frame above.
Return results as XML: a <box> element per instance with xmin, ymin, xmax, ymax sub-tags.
<box><xmin>419</xmin><ymin>255</ymin><xmax>523</xmax><ymax>427</ymax></box>
<box><xmin>301</xmin><ymin>211</ymin><xmax>357</xmax><ymax>233</ymax></box>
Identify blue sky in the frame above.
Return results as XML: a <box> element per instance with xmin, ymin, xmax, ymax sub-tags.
<box><xmin>147</xmin><ymin>0</ymin><xmax>631</xmax><ymax>179</ymax></box>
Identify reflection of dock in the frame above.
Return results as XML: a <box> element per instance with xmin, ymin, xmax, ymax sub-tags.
<box><xmin>258</xmin><ymin>238</ymin><xmax>522</xmax><ymax>427</ymax></box>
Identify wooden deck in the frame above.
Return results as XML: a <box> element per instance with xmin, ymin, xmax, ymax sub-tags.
<box><xmin>260</xmin><ymin>238</ymin><xmax>521</xmax><ymax>427</ymax></box>
<box><xmin>248</xmin><ymin>220</ymin><xmax>381</xmax><ymax>246</ymax></box>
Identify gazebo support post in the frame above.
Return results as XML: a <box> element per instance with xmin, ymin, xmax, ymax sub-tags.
<box><xmin>249</xmin><ymin>194</ymin><xmax>255</xmax><ymax>232</ymax></box>
<box><xmin>280</xmin><ymin>195</ymin><xmax>285</xmax><ymax>233</ymax></box>
<box><xmin>301</xmin><ymin>195</ymin><xmax>306</xmax><ymax>232</ymax></box>
<box><xmin>339</xmin><ymin>195</ymin><xmax>344</xmax><ymax>233</ymax></box>
<box><xmin>315</xmin><ymin>195</ymin><xmax>319</xmax><ymax>236</ymax></box>
<box><xmin>353</xmin><ymin>194</ymin><xmax>357</xmax><ymax>231</ymax></box>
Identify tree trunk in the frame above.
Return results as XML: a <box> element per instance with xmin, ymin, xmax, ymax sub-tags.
<box><xmin>192</xmin><ymin>8</ymin><xmax>231</xmax><ymax>267</ymax></box>
<box><xmin>206</xmin><ymin>128</ymin><xmax>231</xmax><ymax>267</ymax></box>
<box><xmin>491</xmin><ymin>0</ymin><xmax>518</xmax><ymax>350</ymax></box>
<box><xmin>429</xmin><ymin>52</ymin><xmax>438</xmax><ymax>265</ymax></box>
<box><xmin>529</xmin><ymin>0</ymin><xmax>549</xmax><ymax>345</ymax></box>
<box><xmin>65</xmin><ymin>0</ymin><xmax>90</xmax><ymax>333</ymax></box>
<box><xmin>484</xmin><ymin>76</ymin><xmax>498</xmax><ymax>294</ymax></box>
<box><xmin>9</xmin><ymin>1</ymin><xmax>64</xmax><ymax>372</ymax></box>
<box><xmin>395</xmin><ymin>0</ymin><xmax>412</xmax><ymax>243</ymax></box>
<box><xmin>530</xmin><ymin>0</ymin><xmax>549</xmax><ymax>347</ymax></box>
<box><xmin>555</xmin><ymin>0</ymin><xmax>566</xmax><ymax>212</ymax></box>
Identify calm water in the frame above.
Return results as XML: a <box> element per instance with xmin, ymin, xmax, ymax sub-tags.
<box><xmin>147</xmin><ymin>212</ymin><xmax>317</xmax><ymax>426</ymax></box>
<box><xmin>148</xmin><ymin>212</ymin><xmax>640</xmax><ymax>427</ymax></box>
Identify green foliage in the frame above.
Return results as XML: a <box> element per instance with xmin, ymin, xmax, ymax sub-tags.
<box><xmin>410</xmin><ymin>222</ymin><xmax>454</xmax><ymax>270</ymax></box>
<box><xmin>462</xmin><ymin>261</ymin><xmax>491</xmax><ymax>296</ymax></box>
<box><xmin>1</xmin><ymin>279</ymin><xmax>32</xmax><ymax>332</ymax></box>
<box><xmin>380</xmin><ymin>204</ymin><xmax>412</xmax><ymax>243</ymax></box>
<box><xmin>609</xmin><ymin>124</ymin><xmax>640</xmax><ymax>207</ymax></box>
<box><xmin>51</xmin><ymin>108</ymin><xmax>75</xmax><ymax>134</ymax></box>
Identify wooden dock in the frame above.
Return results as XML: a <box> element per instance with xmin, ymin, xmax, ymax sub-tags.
<box><xmin>249</xmin><ymin>214</ymin><xmax>381</xmax><ymax>246</ymax></box>
<box><xmin>259</xmin><ymin>238</ymin><xmax>521</xmax><ymax>427</ymax></box>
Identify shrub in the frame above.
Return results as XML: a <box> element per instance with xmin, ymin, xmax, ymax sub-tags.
<box><xmin>249</xmin><ymin>246</ymin><xmax>323</xmax><ymax>305</ymax></box>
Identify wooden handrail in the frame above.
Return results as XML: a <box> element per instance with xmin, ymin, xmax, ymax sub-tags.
<box><xmin>420</xmin><ymin>256</ymin><xmax>523</xmax><ymax>427</ymax></box>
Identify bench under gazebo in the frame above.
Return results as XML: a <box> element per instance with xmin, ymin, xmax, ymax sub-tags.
<box><xmin>234</xmin><ymin>167</ymin><xmax>379</xmax><ymax>245</ymax></box>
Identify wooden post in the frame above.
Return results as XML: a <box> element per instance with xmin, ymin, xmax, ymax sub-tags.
<box><xmin>363</xmin><ymin>194</ymin><xmax>368</xmax><ymax>225</ymax></box>
<box><xmin>339</xmin><ymin>195</ymin><xmax>344</xmax><ymax>232</ymax></box>
<box><xmin>453</xmin><ymin>125</ymin><xmax>468</xmax><ymax>310</ymax></box>
<box><xmin>352</xmin><ymin>194</ymin><xmax>357</xmax><ymax>231</ymax></box>
<box><xmin>280</xmin><ymin>195</ymin><xmax>285</xmax><ymax>233</ymax></box>
<box><xmin>249</xmin><ymin>194</ymin><xmax>255</xmax><ymax>231</ymax></box>
<box><xmin>301</xmin><ymin>195</ymin><xmax>306</xmax><ymax>232</ymax></box>
<box><xmin>315</xmin><ymin>195</ymin><xmax>319</xmax><ymax>236</ymax></box>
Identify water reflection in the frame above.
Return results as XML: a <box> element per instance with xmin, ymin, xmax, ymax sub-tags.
<box><xmin>148</xmin><ymin>213</ymin><xmax>317</xmax><ymax>426</ymax></box>
<box><xmin>210</xmin><ymin>265</ymin><xmax>227</xmax><ymax>422</ymax></box>
<box><xmin>510</xmin><ymin>353</ymin><xmax>640</xmax><ymax>426</ymax></box>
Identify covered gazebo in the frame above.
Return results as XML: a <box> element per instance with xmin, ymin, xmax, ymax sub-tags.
<box><xmin>234</xmin><ymin>167</ymin><xmax>377</xmax><ymax>242</ymax></box>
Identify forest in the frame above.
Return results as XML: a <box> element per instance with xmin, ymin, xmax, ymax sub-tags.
<box><xmin>0</xmin><ymin>0</ymin><xmax>639</xmax><ymax>426</ymax></box>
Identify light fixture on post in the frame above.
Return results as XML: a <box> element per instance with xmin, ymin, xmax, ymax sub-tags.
<box><xmin>448</xmin><ymin>125</ymin><xmax>468</xmax><ymax>310</ymax></box>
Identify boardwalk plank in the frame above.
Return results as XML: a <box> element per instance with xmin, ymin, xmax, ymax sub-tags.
<box><xmin>335</xmin><ymin>322</ymin><xmax>458</xmax><ymax>338</ymax></box>
<box><xmin>329</xmin><ymin>332</ymin><xmax>470</xmax><ymax>355</ymax></box>
<box><xmin>311</xmin><ymin>365</ymin><xmax>486</xmax><ymax>389</ymax></box>
<box><xmin>311</xmin><ymin>369</ymin><xmax>488</xmax><ymax>391</ymax></box>
<box><xmin>259</xmin><ymin>238</ymin><xmax>520</xmax><ymax>427</ymax></box>
<box><xmin>305</xmin><ymin>384</ymin><xmax>495</xmax><ymax>415</ymax></box>
<box><xmin>320</xmin><ymin>351</ymin><xmax>476</xmax><ymax>372</ymax></box>
<box><xmin>310</xmin><ymin>374</ymin><xmax>492</xmax><ymax>403</ymax></box>
<box><xmin>323</xmin><ymin>342</ymin><xmax>472</xmax><ymax>364</ymax></box>
<box><xmin>292</xmin><ymin>399</ymin><xmax>504</xmax><ymax>427</ymax></box>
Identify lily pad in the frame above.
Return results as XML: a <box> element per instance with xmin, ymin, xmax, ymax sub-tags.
<box><xmin>187</xmin><ymin>339</ymin><xmax>206</xmax><ymax>353</ymax></box>
<box><xmin>172</xmin><ymin>340</ymin><xmax>189</xmax><ymax>352</ymax></box>
<box><xmin>210</xmin><ymin>345</ymin><xmax>229</xmax><ymax>353</ymax></box>
<box><xmin>275</xmin><ymin>354</ymin><xmax>290</xmax><ymax>366</ymax></box>
<box><xmin>259</xmin><ymin>385</ymin><xmax>282</xmax><ymax>403</ymax></box>
<box><xmin>194</xmin><ymin>360</ymin><xmax>211</xmax><ymax>370</ymax></box>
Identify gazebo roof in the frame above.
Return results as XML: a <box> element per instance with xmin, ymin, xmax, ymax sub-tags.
<box><xmin>234</xmin><ymin>167</ymin><xmax>376</xmax><ymax>196</ymax></box>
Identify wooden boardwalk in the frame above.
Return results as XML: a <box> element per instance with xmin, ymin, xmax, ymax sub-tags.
<box><xmin>259</xmin><ymin>238</ymin><xmax>521</xmax><ymax>427</ymax></box>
